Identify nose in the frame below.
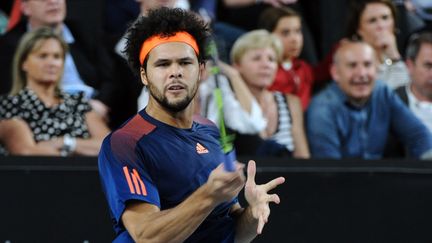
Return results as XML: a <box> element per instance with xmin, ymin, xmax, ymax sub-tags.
<box><xmin>169</xmin><ymin>63</ymin><xmax>183</xmax><ymax>79</ymax></box>
<box><xmin>354</xmin><ymin>64</ymin><xmax>368</xmax><ymax>79</ymax></box>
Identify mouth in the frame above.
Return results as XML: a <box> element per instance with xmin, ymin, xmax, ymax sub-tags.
<box><xmin>166</xmin><ymin>83</ymin><xmax>186</xmax><ymax>93</ymax></box>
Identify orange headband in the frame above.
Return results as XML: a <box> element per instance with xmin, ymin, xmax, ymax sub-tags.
<box><xmin>139</xmin><ymin>31</ymin><xmax>199</xmax><ymax>65</ymax></box>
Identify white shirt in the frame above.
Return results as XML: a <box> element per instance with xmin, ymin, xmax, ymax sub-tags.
<box><xmin>406</xmin><ymin>85</ymin><xmax>432</xmax><ymax>132</ymax></box>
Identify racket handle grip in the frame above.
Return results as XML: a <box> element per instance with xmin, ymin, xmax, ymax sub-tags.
<box><xmin>224</xmin><ymin>150</ymin><xmax>236</xmax><ymax>172</ymax></box>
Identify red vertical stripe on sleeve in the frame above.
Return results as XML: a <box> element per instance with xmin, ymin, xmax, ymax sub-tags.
<box><xmin>123</xmin><ymin>166</ymin><xmax>135</xmax><ymax>194</ymax></box>
<box><xmin>131</xmin><ymin>173</ymin><xmax>142</xmax><ymax>195</ymax></box>
<box><xmin>133</xmin><ymin>169</ymin><xmax>147</xmax><ymax>196</ymax></box>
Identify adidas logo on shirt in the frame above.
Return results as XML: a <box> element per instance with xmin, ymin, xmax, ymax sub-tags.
<box><xmin>196</xmin><ymin>143</ymin><xmax>209</xmax><ymax>154</ymax></box>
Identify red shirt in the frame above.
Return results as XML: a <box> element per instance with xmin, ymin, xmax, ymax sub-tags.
<box><xmin>268</xmin><ymin>58</ymin><xmax>314</xmax><ymax>110</ymax></box>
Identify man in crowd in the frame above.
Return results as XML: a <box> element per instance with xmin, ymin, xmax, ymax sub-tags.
<box><xmin>396</xmin><ymin>31</ymin><xmax>432</xmax><ymax>132</ymax></box>
<box><xmin>306</xmin><ymin>39</ymin><xmax>432</xmax><ymax>159</ymax></box>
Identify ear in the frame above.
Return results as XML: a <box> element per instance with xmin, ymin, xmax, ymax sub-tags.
<box><xmin>140</xmin><ymin>67</ymin><xmax>148</xmax><ymax>86</ymax></box>
<box><xmin>22</xmin><ymin>60</ymin><xmax>28</xmax><ymax>72</ymax></box>
<box><xmin>406</xmin><ymin>59</ymin><xmax>415</xmax><ymax>74</ymax></box>
<box><xmin>330</xmin><ymin>63</ymin><xmax>339</xmax><ymax>83</ymax></box>
<box><xmin>198</xmin><ymin>62</ymin><xmax>206</xmax><ymax>81</ymax></box>
<box><xmin>21</xmin><ymin>1</ymin><xmax>31</xmax><ymax>16</ymax></box>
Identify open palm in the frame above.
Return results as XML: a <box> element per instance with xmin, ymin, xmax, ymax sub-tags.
<box><xmin>244</xmin><ymin>160</ymin><xmax>285</xmax><ymax>234</ymax></box>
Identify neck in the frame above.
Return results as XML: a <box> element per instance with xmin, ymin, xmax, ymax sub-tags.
<box><xmin>347</xmin><ymin>97</ymin><xmax>368</xmax><ymax>108</ymax></box>
<box><xmin>410</xmin><ymin>83</ymin><xmax>432</xmax><ymax>103</ymax></box>
<box><xmin>26</xmin><ymin>82</ymin><xmax>58</xmax><ymax>106</ymax></box>
<box><xmin>145</xmin><ymin>98</ymin><xmax>194</xmax><ymax>129</ymax></box>
<box><xmin>248</xmin><ymin>85</ymin><xmax>271</xmax><ymax>107</ymax></box>
<box><xmin>29</xmin><ymin>21</ymin><xmax>62</xmax><ymax>34</ymax></box>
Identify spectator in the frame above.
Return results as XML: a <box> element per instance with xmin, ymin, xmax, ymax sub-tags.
<box><xmin>315</xmin><ymin>0</ymin><xmax>411</xmax><ymax>89</ymax></box>
<box><xmin>396</xmin><ymin>31</ymin><xmax>432</xmax><ymax>132</ymax></box>
<box><xmin>307</xmin><ymin>39</ymin><xmax>432</xmax><ymax>159</ymax></box>
<box><xmin>258</xmin><ymin>6</ymin><xmax>315</xmax><ymax>110</ymax></box>
<box><xmin>0</xmin><ymin>0</ymin><xmax>117</xmax><ymax>122</ymax></box>
<box><xmin>199</xmin><ymin>58</ymin><xmax>267</xmax><ymax>135</ymax></box>
<box><xmin>230</xmin><ymin>29</ymin><xmax>310</xmax><ymax>158</ymax></box>
<box><xmin>0</xmin><ymin>27</ymin><xmax>110</xmax><ymax>156</ymax></box>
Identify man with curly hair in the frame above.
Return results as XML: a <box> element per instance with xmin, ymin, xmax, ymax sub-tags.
<box><xmin>98</xmin><ymin>8</ymin><xmax>285</xmax><ymax>242</ymax></box>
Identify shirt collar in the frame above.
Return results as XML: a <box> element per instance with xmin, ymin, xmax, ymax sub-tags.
<box><xmin>406</xmin><ymin>84</ymin><xmax>432</xmax><ymax>110</ymax></box>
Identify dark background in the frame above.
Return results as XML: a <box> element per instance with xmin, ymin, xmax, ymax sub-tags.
<box><xmin>1</xmin><ymin>156</ymin><xmax>432</xmax><ymax>243</ymax></box>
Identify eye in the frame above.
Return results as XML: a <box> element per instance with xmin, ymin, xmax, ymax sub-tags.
<box><xmin>156</xmin><ymin>62</ymin><xmax>169</xmax><ymax>67</ymax></box>
<box><xmin>362</xmin><ymin>60</ymin><xmax>373</xmax><ymax>68</ymax></box>
<box><xmin>368</xmin><ymin>17</ymin><xmax>377</xmax><ymax>24</ymax></box>
<box><xmin>180</xmin><ymin>60</ymin><xmax>192</xmax><ymax>65</ymax></box>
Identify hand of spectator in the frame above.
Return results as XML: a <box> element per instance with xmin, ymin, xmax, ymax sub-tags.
<box><xmin>218</xmin><ymin>61</ymin><xmax>241</xmax><ymax>80</ymax></box>
<box><xmin>244</xmin><ymin>160</ymin><xmax>285</xmax><ymax>234</ymax></box>
<box><xmin>373</xmin><ymin>31</ymin><xmax>400</xmax><ymax>60</ymax></box>
<box><xmin>89</xmin><ymin>99</ymin><xmax>110</xmax><ymax>122</ymax></box>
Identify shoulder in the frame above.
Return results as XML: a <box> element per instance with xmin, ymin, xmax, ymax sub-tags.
<box><xmin>307</xmin><ymin>84</ymin><xmax>342</xmax><ymax>120</ymax></box>
<box><xmin>309</xmin><ymin>83</ymin><xmax>341</xmax><ymax>108</ymax></box>
<box><xmin>0</xmin><ymin>93</ymin><xmax>25</xmax><ymax>119</ymax></box>
<box><xmin>193</xmin><ymin>114</ymin><xmax>220</xmax><ymax>136</ymax></box>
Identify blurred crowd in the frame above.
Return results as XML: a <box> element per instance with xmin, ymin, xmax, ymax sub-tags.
<box><xmin>0</xmin><ymin>0</ymin><xmax>432</xmax><ymax>159</ymax></box>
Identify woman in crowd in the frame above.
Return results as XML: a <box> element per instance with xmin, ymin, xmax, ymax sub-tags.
<box><xmin>315</xmin><ymin>0</ymin><xmax>410</xmax><ymax>89</ymax></box>
<box><xmin>230</xmin><ymin>29</ymin><xmax>310</xmax><ymax>158</ymax></box>
<box><xmin>0</xmin><ymin>27</ymin><xmax>110</xmax><ymax>156</ymax></box>
<box><xmin>258</xmin><ymin>6</ymin><xmax>315</xmax><ymax>110</ymax></box>
<box><xmin>346</xmin><ymin>0</ymin><xmax>410</xmax><ymax>88</ymax></box>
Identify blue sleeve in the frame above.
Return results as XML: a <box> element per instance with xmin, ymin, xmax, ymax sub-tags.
<box><xmin>98</xmin><ymin>135</ymin><xmax>160</xmax><ymax>224</ymax></box>
<box><xmin>388</xmin><ymin>89</ymin><xmax>432</xmax><ymax>158</ymax></box>
<box><xmin>306</xmin><ymin>97</ymin><xmax>342</xmax><ymax>159</ymax></box>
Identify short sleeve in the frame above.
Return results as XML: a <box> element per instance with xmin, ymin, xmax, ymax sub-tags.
<box><xmin>98</xmin><ymin>134</ymin><xmax>160</xmax><ymax>223</ymax></box>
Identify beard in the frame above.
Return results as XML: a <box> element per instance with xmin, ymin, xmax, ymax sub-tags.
<box><xmin>147</xmin><ymin>79</ymin><xmax>198</xmax><ymax>113</ymax></box>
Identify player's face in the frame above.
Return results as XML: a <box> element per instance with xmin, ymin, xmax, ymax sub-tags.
<box><xmin>142</xmin><ymin>42</ymin><xmax>202</xmax><ymax>112</ymax></box>
<box><xmin>331</xmin><ymin>42</ymin><xmax>377</xmax><ymax>105</ymax></box>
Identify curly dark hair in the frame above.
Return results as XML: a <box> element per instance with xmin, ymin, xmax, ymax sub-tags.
<box><xmin>124</xmin><ymin>7</ymin><xmax>211</xmax><ymax>76</ymax></box>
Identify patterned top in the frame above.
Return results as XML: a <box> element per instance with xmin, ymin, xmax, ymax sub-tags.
<box><xmin>0</xmin><ymin>88</ymin><xmax>91</xmax><ymax>155</ymax></box>
<box><xmin>270</xmin><ymin>92</ymin><xmax>294</xmax><ymax>152</ymax></box>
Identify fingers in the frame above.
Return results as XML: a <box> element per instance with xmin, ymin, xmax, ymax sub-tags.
<box><xmin>268</xmin><ymin>194</ymin><xmax>281</xmax><ymax>204</ymax></box>
<box><xmin>246</xmin><ymin>160</ymin><xmax>256</xmax><ymax>186</ymax></box>
<box><xmin>263</xmin><ymin>176</ymin><xmax>285</xmax><ymax>192</ymax></box>
<box><xmin>257</xmin><ymin>214</ymin><xmax>265</xmax><ymax>234</ymax></box>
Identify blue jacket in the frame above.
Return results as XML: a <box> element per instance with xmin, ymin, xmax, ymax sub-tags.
<box><xmin>306</xmin><ymin>81</ymin><xmax>432</xmax><ymax>159</ymax></box>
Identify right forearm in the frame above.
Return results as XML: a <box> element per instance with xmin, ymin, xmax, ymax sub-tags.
<box><xmin>129</xmin><ymin>185</ymin><xmax>217</xmax><ymax>242</ymax></box>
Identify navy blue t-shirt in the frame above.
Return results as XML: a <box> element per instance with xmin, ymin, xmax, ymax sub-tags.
<box><xmin>98</xmin><ymin>110</ymin><xmax>238</xmax><ymax>242</ymax></box>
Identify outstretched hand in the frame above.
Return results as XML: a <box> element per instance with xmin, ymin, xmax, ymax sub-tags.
<box><xmin>244</xmin><ymin>160</ymin><xmax>285</xmax><ymax>234</ymax></box>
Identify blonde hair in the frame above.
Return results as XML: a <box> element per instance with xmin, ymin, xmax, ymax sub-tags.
<box><xmin>230</xmin><ymin>29</ymin><xmax>283</xmax><ymax>65</ymax></box>
<box><xmin>11</xmin><ymin>27</ymin><xmax>68</xmax><ymax>95</ymax></box>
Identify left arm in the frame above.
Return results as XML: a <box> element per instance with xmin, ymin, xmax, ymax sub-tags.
<box><xmin>287</xmin><ymin>94</ymin><xmax>310</xmax><ymax>158</ymax></box>
<box><xmin>233</xmin><ymin>160</ymin><xmax>285</xmax><ymax>243</ymax></box>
